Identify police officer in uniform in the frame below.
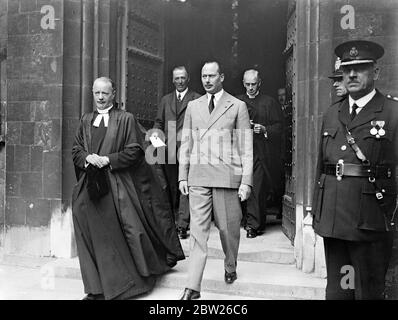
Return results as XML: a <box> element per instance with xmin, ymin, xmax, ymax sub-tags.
<box><xmin>312</xmin><ymin>40</ymin><xmax>398</xmax><ymax>300</ymax></box>
<box><xmin>328</xmin><ymin>57</ymin><xmax>348</xmax><ymax>99</ymax></box>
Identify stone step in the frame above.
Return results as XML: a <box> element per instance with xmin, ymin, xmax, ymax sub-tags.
<box><xmin>46</xmin><ymin>257</ymin><xmax>326</xmax><ymax>300</ymax></box>
<box><xmin>157</xmin><ymin>258</ymin><xmax>326</xmax><ymax>300</ymax></box>
<box><xmin>181</xmin><ymin>221</ymin><xmax>295</xmax><ymax>265</ymax></box>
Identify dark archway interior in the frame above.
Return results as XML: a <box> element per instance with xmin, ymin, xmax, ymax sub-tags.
<box><xmin>163</xmin><ymin>0</ymin><xmax>288</xmax><ymax>99</ymax></box>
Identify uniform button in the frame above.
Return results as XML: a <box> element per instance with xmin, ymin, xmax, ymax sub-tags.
<box><xmin>323</xmin><ymin>132</ymin><xmax>328</xmax><ymax>136</ymax></box>
<box><xmin>341</xmin><ymin>145</ymin><xmax>347</xmax><ymax>151</ymax></box>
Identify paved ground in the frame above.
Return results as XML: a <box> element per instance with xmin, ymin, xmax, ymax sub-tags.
<box><xmin>0</xmin><ymin>216</ymin><xmax>319</xmax><ymax>300</ymax></box>
<box><xmin>0</xmin><ymin>263</ymin><xmax>265</xmax><ymax>300</ymax></box>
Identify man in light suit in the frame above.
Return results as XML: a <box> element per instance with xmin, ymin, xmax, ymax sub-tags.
<box><xmin>179</xmin><ymin>61</ymin><xmax>253</xmax><ymax>300</ymax></box>
<box><xmin>152</xmin><ymin>66</ymin><xmax>201</xmax><ymax>239</ymax></box>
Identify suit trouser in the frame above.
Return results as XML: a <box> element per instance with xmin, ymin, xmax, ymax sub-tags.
<box><xmin>323</xmin><ymin>235</ymin><xmax>393</xmax><ymax>300</ymax></box>
<box><xmin>164</xmin><ymin>163</ymin><xmax>190</xmax><ymax>229</ymax></box>
<box><xmin>187</xmin><ymin>186</ymin><xmax>242</xmax><ymax>292</ymax></box>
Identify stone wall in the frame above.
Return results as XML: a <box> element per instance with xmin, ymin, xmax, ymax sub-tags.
<box><xmin>0</xmin><ymin>0</ymin><xmax>7</xmax><ymax>256</ymax></box>
<box><xmin>3</xmin><ymin>0</ymin><xmax>63</xmax><ymax>256</ymax></box>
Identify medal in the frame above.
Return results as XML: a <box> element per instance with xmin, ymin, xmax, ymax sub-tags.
<box><xmin>376</xmin><ymin>120</ymin><xmax>385</xmax><ymax>127</ymax></box>
<box><xmin>377</xmin><ymin>121</ymin><xmax>385</xmax><ymax>137</ymax></box>
<box><xmin>370</xmin><ymin>127</ymin><xmax>378</xmax><ymax>135</ymax></box>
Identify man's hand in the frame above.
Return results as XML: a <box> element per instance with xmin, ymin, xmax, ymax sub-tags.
<box><xmin>238</xmin><ymin>184</ymin><xmax>251</xmax><ymax>202</ymax></box>
<box><xmin>253</xmin><ymin>123</ymin><xmax>266</xmax><ymax>135</ymax></box>
<box><xmin>86</xmin><ymin>154</ymin><xmax>110</xmax><ymax>168</ymax></box>
<box><xmin>179</xmin><ymin>180</ymin><xmax>189</xmax><ymax>196</ymax></box>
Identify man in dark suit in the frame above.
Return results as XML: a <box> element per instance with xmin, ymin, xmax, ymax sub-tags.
<box><xmin>312</xmin><ymin>40</ymin><xmax>398</xmax><ymax>299</ymax></box>
<box><xmin>238</xmin><ymin>69</ymin><xmax>285</xmax><ymax>238</ymax></box>
<box><xmin>179</xmin><ymin>61</ymin><xmax>253</xmax><ymax>300</ymax></box>
<box><xmin>153</xmin><ymin>66</ymin><xmax>201</xmax><ymax>239</ymax></box>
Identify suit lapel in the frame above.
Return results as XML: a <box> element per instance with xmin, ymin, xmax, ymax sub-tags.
<box><xmin>196</xmin><ymin>95</ymin><xmax>210</xmax><ymax>124</ymax></box>
<box><xmin>347</xmin><ymin>91</ymin><xmax>384</xmax><ymax>131</ymax></box>
<box><xmin>199</xmin><ymin>92</ymin><xmax>234</xmax><ymax>139</ymax></box>
<box><xmin>338</xmin><ymin>99</ymin><xmax>350</xmax><ymax>127</ymax></box>
<box><xmin>169</xmin><ymin>93</ymin><xmax>177</xmax><ymax>117</ymax></box>
<box><xmin>178</xmin><ymin>89</ymin><xmax>193</xmax><ymax>117</ymax></box>
<box><xmin>208</xmin><ymin>92</ymin><xmax>233</xmax><ymax>126</ymax></box>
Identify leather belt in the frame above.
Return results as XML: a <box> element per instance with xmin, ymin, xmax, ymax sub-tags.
<box><xmin>323</xmin><ymin>163</ymin><xmax>393</xmax><ymax>179</ymax></box>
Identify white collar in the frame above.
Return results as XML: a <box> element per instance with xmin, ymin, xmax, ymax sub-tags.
<box><xmin>207</xmin><ymin>89</ymin><xmax>224</xmax><ymax>106</ymax></box>
<box><xmin>349</xmin><ymin>89</ymin><xmax>376</xmax><ymax>108</ymax></box>
<box><xmin>176</xmin><ymin>88</ymin><xmax>188</xmax><ymax>100</ymax></box>
<box><xmin>246</xmin><ymin>91</ymin><xmax>259</xmax><ymax>99</ymax></box>
<box><xmin>93</xmin><ymin>105</ymin><xmax>113</xmax><ymax>127</ymax></box>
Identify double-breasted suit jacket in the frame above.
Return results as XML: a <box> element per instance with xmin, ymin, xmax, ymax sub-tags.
<box><xmin>312</xmin><ymin>90</ymin><xmax>398</xmax><ymax>241</ymax></box>
<box><xmin>178</xmin><ymin>91</ymin><xmax>253</xmax><ymax>188</ymax></box>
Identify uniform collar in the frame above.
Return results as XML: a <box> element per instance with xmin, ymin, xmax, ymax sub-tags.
<box><xmin>246</xmin><ymin>91</ymin><xmax>259</xmax><ymax>99</ymax></box>
<box><xmin>349</xmin><ymin>89</ymin><xmax>376</xmax><ymax>108</ymax></box>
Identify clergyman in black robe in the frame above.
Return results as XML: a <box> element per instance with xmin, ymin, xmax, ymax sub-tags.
<box><xmin>238</xmin><ymin>69</ymin><xmax>285</xmax><ymax>238</ymax></box>
<box><xmin>72</xmin><ymin>77</ymin><xmax>184</xmax><ymax>300</ymax></box>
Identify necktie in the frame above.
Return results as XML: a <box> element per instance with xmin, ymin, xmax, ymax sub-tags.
<box><xmin>177</xmin><ymin>93</ymin><xmax>182</xmax><ymax>102</ymax></box>
<box><xmin>208</xmin><ymin>94</ymin><xmax>215</xmax><ymax>114</ymax></box>
<box><xmin>350</xmin><ymin>103</ymin><xmax>358</xmax><ymax>121</ymax></box>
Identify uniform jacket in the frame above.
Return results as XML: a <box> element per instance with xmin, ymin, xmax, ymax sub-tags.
<box><xmin>312</xmin><ymin>90</ymin><xmax>398</xmax><ymax>241</ymax></box>
<box><xmin>178</xmin><ymin>91</ymin><xmax>253</xmax><ymax>189</ymax></box>
<box><xmin>153</xmin><ymin>89</ymin><xmax>201</xmax><ymax>162</ymax></box>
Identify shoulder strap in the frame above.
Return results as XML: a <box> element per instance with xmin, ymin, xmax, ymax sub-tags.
<box><xmin>343</xmin><ymin>125</ymin><xmax>369</xmax><ymax>164</ymax></box>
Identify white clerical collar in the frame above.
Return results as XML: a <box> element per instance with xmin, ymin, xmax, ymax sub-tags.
<box><xmin>349</xmin><ymin>89</ymin><xmax>376</xmax><ymax>110</ymax></box>
<box><xmin>176</xmin><ymin>88</ymin><xmax>188</xmax><ymax>100</ymax></box>
<box><xmin>246</xmin><ymin>91</ymin><xmax>259</xmax><ymax>99</ymax></box>
<box><xmin>93</xmin><ymin>105</ymin><xmax>113</xmax><ymax>127</ymax></box>
<box><xmin>207</xmin><ymin>89</ymin><xmax>224</xmax><ymax>107</ymax></box>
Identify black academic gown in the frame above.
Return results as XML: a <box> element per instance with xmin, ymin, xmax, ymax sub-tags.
<box><xmin>238</xmin><ymin>93</ymin><xmax>285</xmax><ymax>230</ymax></box>
<box><xmin>72</xmin><ymin>107</ymin><xmax>185</xmax><ymax>300</ymax></box>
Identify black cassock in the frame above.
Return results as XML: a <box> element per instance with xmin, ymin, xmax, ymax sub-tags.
<box><xmin>72</xmin><ymin>107</ymin><xmax>185</xmax><ymax>300</ymax></box>
<box><xmin>238</xmin><ymin>94</ymin><xmax>285</xmax><ymax>231</ymax></box>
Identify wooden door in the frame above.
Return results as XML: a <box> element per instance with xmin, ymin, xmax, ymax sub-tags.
<box><xmin>125</xmin><ymin>0</ymin><xmax>164</xmax><ymax>129</ymax></box>
<box><xmin>281</xmin><ymin>0</ymin><xmax>297</xmax><ymax>244</ymax></box>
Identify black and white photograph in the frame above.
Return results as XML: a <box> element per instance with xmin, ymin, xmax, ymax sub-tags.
<box><xmin>0</xmin><ymin>0</ymin><xmax>397</xmax><ymax>306</ymax></box>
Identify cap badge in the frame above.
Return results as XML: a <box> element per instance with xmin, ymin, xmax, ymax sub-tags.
<box><xmin>349</xmin><ymin>47</ymin><xmax>358</xmax><ymax>57</ymax></box>
<box><xmin>335</xmin><ymin>57</ymin><xmax>341</xmax><ymax>71</ymax></box>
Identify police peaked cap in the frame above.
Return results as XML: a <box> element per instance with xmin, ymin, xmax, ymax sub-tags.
<box><xmin>328</xmin><ymin>69</ymin><xmax>343</xmax><ymax>80</ymax></box>
<box><xmin>335</xmin><ymin>40</ymin><xmax>384</xmax><ymax>66</ymax></box>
